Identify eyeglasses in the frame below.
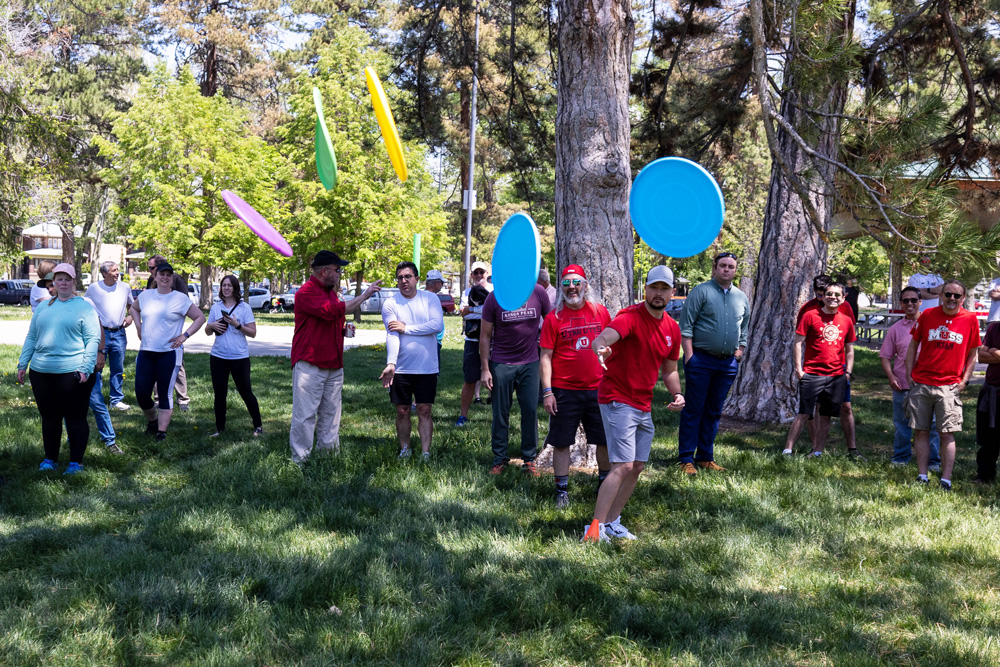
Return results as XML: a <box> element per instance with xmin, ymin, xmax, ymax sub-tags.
<box><xmin>824</xmin><ymin>291</ymin><xmax>844</xmax><ymax>298</ymax></box>
<box><xmin>561</xmin><ymin>279</ymin><xmax>582</xmax><ymax>286</ymax></box>
<box><xmin>901</xmin><ymin>298</ymin><xmax>920</xmax><ymax>304</ymax></box>
<box><xmin>396</xmin><ymin>274</ymin><xmax>416</xmax><ymax>282</ymax></box>
<box><xmin>943</xmin><ymin>291</ymin><xmax>964</xmax><ymax>299</ymax></box>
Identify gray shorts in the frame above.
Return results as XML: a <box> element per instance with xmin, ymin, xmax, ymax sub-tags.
<box><xmin>600</xmin><ymin>401</ymin><xmax>655</xmax><ymax>463</ymax></box>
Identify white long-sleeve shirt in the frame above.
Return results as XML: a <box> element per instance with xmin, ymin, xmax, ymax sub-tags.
<box><xmin>382</xmin><ymin>290</ymin><xmax>444</xmax><ymax>374</ymax></box>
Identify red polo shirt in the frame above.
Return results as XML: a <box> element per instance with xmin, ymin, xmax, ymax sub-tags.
<box><xmin>291</xmin><ymin>275</ymin><xmax>347</xmax><ymax>369</ymax></box>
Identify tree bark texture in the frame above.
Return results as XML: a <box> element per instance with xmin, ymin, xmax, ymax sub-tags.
<box><xmin>554</xmin><ymin>0</ymin><xmax>635</xmax><ymax>316</ymax></box>
<box><xmin>725</xmin><ymin>18</ymin><xmax>852</xmax><ymax>423</ymax></box>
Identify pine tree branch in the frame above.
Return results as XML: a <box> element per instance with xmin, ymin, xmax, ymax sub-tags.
<box><xmin>937</xmin><ymin>0</ymin><xmax>975</xmax><ymax>155</ymax></box>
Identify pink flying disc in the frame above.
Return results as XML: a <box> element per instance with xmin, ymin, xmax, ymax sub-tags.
<box><xmin>221</xmin><ymin>190</ymin><xmax>293</xmax><ymax>257</ymax></box>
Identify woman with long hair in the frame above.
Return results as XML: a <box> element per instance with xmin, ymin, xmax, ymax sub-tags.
<box><xmin>205</xmin><ymin>275</ymin><xmax>263</xmax><ymax>436</ymax></box>
<box><xmin>17</xmin><ymin>263</ymin><xmax>100</xmax><ymax>474</ymax></box>
<box><xmin>129</xmin><ymin>262</ymin><xmax>206</xmax><ymax>441</ymax></box>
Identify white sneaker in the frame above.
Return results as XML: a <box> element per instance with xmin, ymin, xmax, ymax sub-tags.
<box><xmin>398</xmin><ymin>448</ymin><xmax>412</xmax><ymax>458</ymax></box>
<box><xmin>581</xmin><ymin>523</ymin><xmax>611</xmax><ymax>543</ymax></box>
<box><xmin>605</xmin><ymin>518</ymin><xmax>638</xmax><ymax>540</ymax></box>
<box><xmin>111</xmin><ymin>402</ymin><xmax>131</xmax><ymax>411</ymax></box>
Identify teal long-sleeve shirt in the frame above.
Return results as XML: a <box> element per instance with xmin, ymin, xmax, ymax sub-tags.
<box><xmin>678</xmin><ymin>278</ymin><xmax>750</xmax><ymax>355</ymax></box>
<box><xmin>18</xmin><ymin>296</ymin><xmax>100</xmax><ymax>375</ymax></box>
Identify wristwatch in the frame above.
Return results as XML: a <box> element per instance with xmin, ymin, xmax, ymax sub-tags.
<box><xmin>99</xmin><ymin>348</ymin><xmax>107</xmax><ymax>354</ymax></box>
<box><xmin>183</xmin><ymin>331</ymin><xmax>191</xmax><ymax>339</ymax></box>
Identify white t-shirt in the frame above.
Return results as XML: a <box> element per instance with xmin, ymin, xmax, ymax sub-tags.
<box><xmin>30</xmin><ymin>285</ymin><xmax>49</xmax><ymax>311</ymax></box>
<box><xmin>208</xmin><ymin>301</ymin><xmax>255</xmax><ymax>360</ymax></box>
<box><xmin>988</xmin><ymin>277</ymin><xmax>1000</xmax><ymax>322</ymax></box>
<box><xmin>382</xmin><ymin>290</ymin><xmax>444</xmax><ymax>374</ymax></box>
<box><xmin>907</xmin><ymin>273</ymin><xmax>944</xmax><ymax>311</ymax></box>
<box><xmin>85</xmin><ymin>280</ymin><xmax>134</xmax><ymax>328</ymax></box>
<box><xmin>137</xmin><ymin>289</ymin><xmax>193</xmax><ymax>352</ymax></box>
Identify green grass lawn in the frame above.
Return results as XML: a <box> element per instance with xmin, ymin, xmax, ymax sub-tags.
<box><xmin>2</xmin><ymin>322</ymin><xmax>1000</xmax><ymax>665</ymax></box>
<box><xmin>0</xmin><ymin>306</ymin><xmax>33</xmax><ymax>321</ymax></box>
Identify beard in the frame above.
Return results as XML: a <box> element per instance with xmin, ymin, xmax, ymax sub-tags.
<box><xmin>563</xmin><ymin>292</ymin><xmax>583</xmax><ymax>306</ymax></box>
<box><xmin>646</xmin><ymin>297</ymin><xmax>667</xmax><ymax>311</ymax></box>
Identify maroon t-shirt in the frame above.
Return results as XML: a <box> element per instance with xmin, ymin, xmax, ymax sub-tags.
<box><xmin>481</xmin><ymin>285</ymin><xmax>552</xmax><ymax>364</ymax></box>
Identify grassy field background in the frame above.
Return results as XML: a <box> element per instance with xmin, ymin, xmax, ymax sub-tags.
<box><xmin>2</xmin><ymin>315</ymin><xmax>1000</xmax><ymax>665</ymax></box>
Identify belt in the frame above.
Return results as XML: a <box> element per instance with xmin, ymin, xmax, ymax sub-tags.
<box><xmin>694</xmin><ymin>348</ymin><xmax>734</xmax><ymax>360</ymax></box>
<box><xmin>103</xmin><ymin>325</ymin><xmax>124</xmax><ymax>332</ymax></box>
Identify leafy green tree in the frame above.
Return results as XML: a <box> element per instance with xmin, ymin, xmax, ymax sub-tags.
<box><xmin>96</xmin><ymin>65</ymin><xmax>290</xmax><ymax>303</ymax></box>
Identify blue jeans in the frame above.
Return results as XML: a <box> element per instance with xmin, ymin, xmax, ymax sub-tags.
<box><xmin>892</xmin><ymin>389</ymin><xmax>940</xmax><ymax>466</ymax></box>
<box><xmin>105</xmin><ymin>328</ymin><xmax>127</xmax><ymax>405</ymax></box>
<box><xmin>678</xmin><ymin>350</ymin><xmax>739</xmax><ymax>464</ymax></box>
<box><xmin>89</xmin><ymin>369</ymin><xmax>116</xmax><ymax>445</ymax></box>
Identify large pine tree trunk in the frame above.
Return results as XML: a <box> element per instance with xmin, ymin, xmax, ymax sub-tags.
<box><xmin>725</xmin><ymin>7</ymin><xmax>853</xmax><ymax>423</ymax></box>
<box><xmin>554</xmin><ymin>0</ymin><xmax>635</xmax><ymax>315</ymax></box>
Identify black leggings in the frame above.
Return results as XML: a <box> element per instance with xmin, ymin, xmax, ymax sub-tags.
<box><xmin>210</xmin><ymin>355</ymin><xmax>262</xmax><ymax>431</ymax></box>
<box><xmin>29</xmin><ymin>369</ymin><xmax>97</xmax><ymax>464</ymax></box>
<box><xmin>135</xmin><ymin>350</ymin><xmax>182</xmax><ymax>410</ymax></box>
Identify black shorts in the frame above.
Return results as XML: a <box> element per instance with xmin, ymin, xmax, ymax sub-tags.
<box><xmin>389</xmin><ymin>373</ymin><xmax>438</xmax><ymax>405</ymax></box>
<box><xmin>798</xmin><ymin>373</ymin><xmax>847</xmax><ymax>418</ymax></box>
<box><xmin>544</xmin><ymin>387</ymin><xmax>608</xmax><ymax>449</ymax></box>
<box><xmin>462</xmin><ymin>340</ymin><xmax>481</xmax><ymax>384</ymax></box>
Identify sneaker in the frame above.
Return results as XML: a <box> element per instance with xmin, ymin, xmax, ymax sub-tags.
<box><xmin>696</xmin><ymin>461</ymin><xmax>726</xmax><ymax>472</ymax></box>
<box><xmin>38</xmin><ymin>459</ymin><xmax>57</xmax><ymax>472</ymax></box>
<box><xmin>581</xmin><ymin>523</ymin><xmax>611</xmax><ymax>543</ymax></box>
<box><xmin>154</xmin><ymin>432</ymin><xmax>167</xmax><ymax>441</ymax></box>
<box><xmin>454</xmin><ymin>416</ymin><xmax>469</xmax><ymax>427</ymax></box>
<box><xmin>178</xmin><ymin>404</ymin><xmax>190</xmax><ymax>412</ymax></box>
<box><xmin>916</xmin><ymin>476</ymin><xmax>929</xmax><ymax>485</ymax></box>
<box><xmin>490</xmin><ymin>462</ymin><xmax>507</xmax><ymax>475</ymax></box>
<box><xmin>522</xmin><ymin>461</ymin><xmax>540</xmax><ymax>477</ymax></box>
<box><xmin>253</xmin><ymin>427</ymin><xmax>263</xmax><ymax>437</ymax></box>
<box><xmin>209</xmin><ymin>431</ymin><xmax>222</xmax><ymax>438</ymax></box>
<box><xmin>782</xmin><ymin>449</ymin><xmax>794</xmax><ymax>456</ymax></box>
<box><xmin>63</xmin><ymin>462</ymin><xmax>84</xmax><ymax>475</ymax></box>
<box><xmin>111</xmin><ymin>402</ymin><xmax>130</xmax><ymax>411</ymax></box>
<box><xmin>420</xmin><ymin>451</ymin><xmax>430</xmax><ymax>462</ymax></box>
<box><xmin>555</xmin><ymin>489</ymin><xmax>569</xmax><ymax>509</ymax></box>
<box><xmin>486</xmin><ymin>396</ymin><xmax>492</xmax><ymax>405</ymax></box>
<box><xmin>680</xmin><ymin>462</ymin><xmax>698</xmax><ymax>476</ymax></box>
<box><xmin>474</xmin><ymin>397</ymin><xmax>483</xmax><ymax>405</ymax></box>
<box><xmin>940</xmin><ymin>479</ymin><xmax>953</xmax><ymax>491</ymax></box>
<box><xmin>809</xmin><ymin>451</ymin><xmax>823</xmax><ymax>458</ymax></box>
<box><xmin>847</xmin><ymin>449</ymin><xmax>865</xmax><ymax>461</ymax></box>
<box><xmin>146</xmin><ymin>420</ymin><xmax>158</xmax><ymax>435</ymax></box>
<box><xmin>605</xmin><ymin>519</ymin><xmax>638</xmax><ymax>540</ymax></box>
<box><xmin>106</xmin><ymin>443</ymin><xmax>124</xmax><ymax>455</ymax></box>
<box><xmin>398</xmin><ymin>447</ymin><xmax>412</xmax><ymax>459</ymax></box>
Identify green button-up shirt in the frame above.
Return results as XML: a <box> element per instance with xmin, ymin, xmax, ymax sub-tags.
<box><xmin>678</xmin><ymin>278</ymin><xmax>750</xmax><ymax>356</ymax></box>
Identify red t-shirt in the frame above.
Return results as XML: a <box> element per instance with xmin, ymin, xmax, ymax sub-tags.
<box><xmin>540</xmin><ymin>302</ymin><xmax>611</xmax><ymax>390</ymax></box>
<box><xmin>910</xmin><ymin>306</ymin><xmax>982</xmax><ymax>386</ymax></box>
<box><xmin>598</xmin><ymin>304</ymin><xmax>681</xmax><ymax>412</ymax></box>
<box><xmin>796</xmin><ymin>298</ymin><xmax>856</xmax><ymax>325</ymax></box>
<box><xmin>796</xmin><ymin>308</ymin><xmax>857</xmax><ymax>376</ymax></box>
<box><xmin>291</xmin><ymin>275</ymin><xmax>347</xmax><ymax>369</ymax></box>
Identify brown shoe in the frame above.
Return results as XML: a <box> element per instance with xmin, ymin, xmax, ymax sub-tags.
<box><xmin>680</xmin><ymin>462</ymin><xmax>698</xmax><ymax>476</ymax></box>
<box><xmin>522</xmin><ymin>461</ymin><xmax>540</xmax><ymax>477</ymax></box>
<box><xmin>490</xmin><ymin>463</ymin><xmax>507</xmax><ymax>475</ymax></box>
<box><xmin>696</xmin><ymin>461</ymin><xmax>726</xmax><ymax>472</ymax></box>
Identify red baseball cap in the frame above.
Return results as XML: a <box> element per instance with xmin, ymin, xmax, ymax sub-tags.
<box><xmin>561</xmin><ymin>264</ymin><xmax>586</xmax><ymax>279</ymax></box>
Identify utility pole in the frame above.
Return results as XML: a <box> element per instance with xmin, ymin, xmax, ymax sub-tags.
<box><xmin>464</xmin><ymin>0</ymin><xmax>480</xmax><ymax>288</ymax></box>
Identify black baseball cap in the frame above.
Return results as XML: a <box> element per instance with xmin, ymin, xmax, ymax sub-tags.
<box><xmin>154</xmin><ymin>263</ymin><xmax>174</xmax><ymax>274</ymax></box>
<box><xmin>312</xmin><ymin>250</ymin><xmax>349</xmax><ymax>268</ymax></box>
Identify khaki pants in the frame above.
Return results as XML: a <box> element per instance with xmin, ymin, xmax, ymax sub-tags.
<box><xmin>290</xmin><ymin>361</ymin><xmax>344</xmax><ymax>462</ymax></box>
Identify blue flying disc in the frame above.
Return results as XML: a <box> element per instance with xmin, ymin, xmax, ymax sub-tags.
<box><xmin>491</xmin><ymin>212</ymin><xmax>541</xmax><ymax>311</ymax></box>
<box><xmin>629</xmin><ymin>157</ymin><xmax>725</xmax><ymax>258</ymax></box>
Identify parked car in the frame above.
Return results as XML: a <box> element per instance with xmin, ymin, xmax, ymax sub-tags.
<box><xmin>246</xmin><ymin>287</ymin><xmax>271</xmax><ymax>310</ymax></box>
<box><xmin>421</xmin><ymin>288</ymin><xmax>455</xmax><ymax>314</ymax></box>
<box><xmin>359</xmin><ymin>287</ymin><xmax>400</xmax><ymax>314</ymax></box>
<box><xmin>0</xmin><ymin>280</ymin><xmax>33</xmax><ymax>306</ymax></box>
<box><xmin>131</xmin><ymin>288</ymin><xmax>143</xmax><ymax>301</ymax></box>
<box><xmin>271</xmin><ymin>286</ymin><xmax>299</xmax><ymax>310</ymax></box>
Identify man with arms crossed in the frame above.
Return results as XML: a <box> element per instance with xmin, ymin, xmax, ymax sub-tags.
<box><xmin>290</xmin><ymin>251</ymin><xmax>381</xmax><ymax>464</ymax></box>
<box><xmin>878</xmin><ymin>287</ymin><xmax>941</xmax><ymax>469</ymax></box>
<box><xmin>975</xmin><ymin>319</ymin><xmax>1000</xmax><ymax>484</ymax></box>
<box><xmin>677</xmin><ymin>251</ymin><xmax>749</xmax><ymax>475</ymax></box>
<box><xmin>905</xmin><ymin>279</ymin><xmax>980</xmax><ymax>490</ymax></box>
<box><xmin>539</xmin><ymin>264</ymin><xmax>611</xmax><ymax>508</ymax></box>
<box><xmin>480</xmin><ymin>276</ymin><xmax>552</xmax><ymax>475</ymax></box>
<box><xmin>379</xmin><ymin>262</ymin><xmax>445</xmax><ymax>461</ymax></box>
<box><xmin>582</xmin><ymin>266</ymin><xmax>685</xmax><ymax>543</ymax></box>
<box><xmin>86</xmin><ymin>261</ymin><xmax>134</xmax><ymax>412</ymax></box>
<box><xmin>783</xmin><ymin>282</ymin><xmax>857</xmax><ymax>456</ymax></box>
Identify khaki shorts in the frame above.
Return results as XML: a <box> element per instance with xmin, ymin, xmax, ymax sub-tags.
<box><xmin>907</xmin><ymin>382</ymin><xmax>964</xmax><ymax>433</ymax></box>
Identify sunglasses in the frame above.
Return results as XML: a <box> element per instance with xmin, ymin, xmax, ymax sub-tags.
<box><xmin>943</xmin><ymin>291</ymin><xmax>964</xmax><ymax>299</ymax></box>
<box><xmin>714</xmin><ymin>252</ymin><xmax>737</xmax><ymax>262</ymax></box>
<box><xmin>901</xmin><ymin>298</ymin><xmax>920</xmax><ymax>304</ymax></box>
<box><xmin>472</xmin><ymin>270</ymin><xmax>485</xmax><ymax>275</ymax></box>
<box><xmin>562</xmin><ymin>279</ymin><xmax>582</xmax><ymax>286</ymax></box>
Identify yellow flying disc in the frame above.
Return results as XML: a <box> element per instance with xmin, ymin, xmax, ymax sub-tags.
<box><xmin>364</xmin><ymin>66</ymin><xmax>408</xmax><ymax>183</ymax></box>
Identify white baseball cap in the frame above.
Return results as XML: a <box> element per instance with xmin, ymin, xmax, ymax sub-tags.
<box><xmin>426</xmin><ymin>269</ymin><xmax>444</xmax><ymax>281</ymax></box>
<box><xmin>645</xmin><ymin>265</ymin><xmax>674</xmax><ymax>287</ymax></box>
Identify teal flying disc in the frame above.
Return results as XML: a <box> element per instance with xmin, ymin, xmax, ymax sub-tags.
<box><xmin>491</xmin><ymin>212</ymin><xmax>541</xmax><ymax>311</ymax></box>
<box><xmin>629</xmin><ymin>157</ymin><xmax>725</xmax><ymax>258</ymax></box>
